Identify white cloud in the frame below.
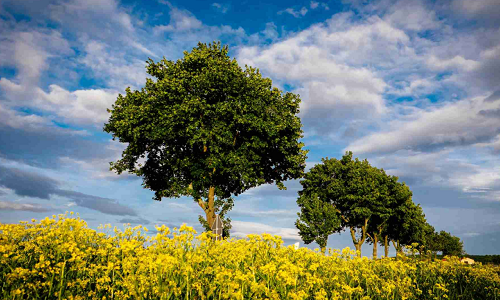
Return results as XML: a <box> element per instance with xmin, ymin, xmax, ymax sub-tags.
<box><xmin>48</xmin><ymin>0</ymin><xmax>135</xmax><ymax>34</ymax></box>
<box><xmin>310</xmin><ymin>1</ymin><xmax>319</xmax><ymax>9</ymax></box>
<box><xmin>212</xmin><ymin>3</ymin><xmax>229</xmax><ymax>14</ymax></box>
<box><xmin>39</xmin><ymin>85</ymin><xmax>119</xmax><ymax>126</ymax></box>
<box><xmin>0</xmin><ymin>29</ymin><xmax>73</xmax><ymax>84</ymax></box>
<box><xmin>151</xmin><ymin>3</ymin><xmax>247</xmax><ymax>50</ymax></box>
<box><xmin>231</xmin><ymin>220</ymin><xmax>301</xmax><ymax>241</ymax></box>
<box><xmin>0</xmin><ymin>77</ymin><xmax>120</xmax><ymax>128</ymax></box>
<box><xmin>450</xmin><ymin>0</ymin><xmax>500</xmax><ymax>25</ymax></box>
<box><xmin>346</xmin><ymin>94</ymin><xmax>500</xmax><ymax>154</ymax></box>
<box><xmin>153</xmin><ymin>6</ymin><xmax>203</xmax><ymax>33</ymax></box>
<box><xmin>238</xmin><ymin>14</ymin><xmax>410</xmax><ymax>136</ymax></box>
<box><xmin>278</xmin><ymin>7</ymin><xmax>308</xmax><ymax>18</ymax></box>
<box><xmin>0</xmin><ymin>102</ymin><xmax>91</xmax><ymax>137</ymax></box>
<box><xmin>78</xmin><ymin>40</ymin><xmax>149</xmax><ymax>91</ymax></box>
<box><xmin>383</xmin><ymin>0</ymin><xmax>442</xmax><ymax>31</ymax></box>
<box><xmin>367</xmin><ymin>148</ymin><xmax>500</xmax><ymax>203</ymax></box>
<box><xmin>0</xmin><ymin>200</ymin><xmax>51</xmax><ymax>212</ymax></box>
<box><xmin>0</xmin><ymin>103</ymin><xmax>51</xmax><ymax>129</ymax></box>
<box><xmin>427</xmin><ymin>55</ymin><xmax>480</xmax><ymax>72</ymax></box>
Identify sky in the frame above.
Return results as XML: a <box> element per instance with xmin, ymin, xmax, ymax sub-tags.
<box><xmin>0</xmin><ymin>0</ymin><xmax>499</xmax><ymax>256</ymax></box>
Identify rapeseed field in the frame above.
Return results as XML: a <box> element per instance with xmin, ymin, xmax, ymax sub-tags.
<box><xmin>1</xmin><ymin>213</ymin><xmax>499</xmax><ymax>299</ymax></box>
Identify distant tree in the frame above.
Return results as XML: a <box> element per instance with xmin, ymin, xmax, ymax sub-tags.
<box><xmin>439</xmin><ymin>231</ymin><xmax>464</xmax><ymax>256</ymax></box>
<box><xmin>374</xmin><ymin>177</ymin><xmax>414</xmax><ymax>258</ymax></box>
<box><xmin>386</xmin><ymin>197</ymin><xmax>427</xmax><ymax>258</ymax></box>
<box><xmin>296</xmin><ymin>151</ymin><xmax>386</xmax><ymax>257</ymax></box>
<box><xmin>296</xmin><ymin>193</ymin><xmax>341</xmax><ymax>254</ymax></box>
<box><xmin>417</xmin><ymin>222</ymin><xmax>437</xmax><ymax>258</ymax></box>
<box><xmin>365</xmin><ymin>171</ymin><xmax>398</xmax><ymax>259</ymax></box>
<box><xmin>425</xmin><ymin>226</ymin><xmax>441</xmax><ymax>259</ymax></box>
<box><xmin>103</xmin><ymin>41</ymin><xmax>308</xmax><ymax>237</ymax></box>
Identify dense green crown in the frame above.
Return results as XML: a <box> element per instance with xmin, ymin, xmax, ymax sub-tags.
<box><xmin>298</xmin><ymin>152</ymin><xmax>386</xmax><ymax>229</ymax></box>
<box><xmin>103</xmin><ymin>41</ymin><xmax>308</xmax><ymax>201</ymax></box>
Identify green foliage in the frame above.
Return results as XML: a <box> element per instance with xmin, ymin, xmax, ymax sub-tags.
<box><xmin>295</xmin><ymin>193</ymin><xmax>341</xmax><ymax>252</ymax></box>
<box><xmin>103</xmin><ymin>41</ymin><xmax>308</xmax><ymax>233</ymax></box>
<box><xmin>296</xmin><ymin>151</ymin><xmax>391</xmax><ymax>255</ymax></box>
<box><xmin>384</xmin><ymin>186</ymin><xmax>428</xmax><ymax>253</ymax></box>
<box><xmin>438</xmin><ymin>231</ymin><xmax>464</xmax><ymax>256</ymax></box>
<box><xmin>466</xmin><ymin>254</ymin><xmax>500</xmax><ymax>265</ymax></box>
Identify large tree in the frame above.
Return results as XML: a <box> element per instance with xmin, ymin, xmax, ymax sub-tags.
<box><xmin>103</xmin><ymin>41</ymin><xmax>308</xmax><ymax>235</ymax></box>
<box><xmin>296</xmin><ymin>151</ymin><xmax>386</xmax><ymax>257</ymax></box>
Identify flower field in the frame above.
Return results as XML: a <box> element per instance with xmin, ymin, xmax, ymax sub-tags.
<box><xmin>1</xmin><ymin>213</ymin><xmax>499</xmax><ymax>300</ymax></box>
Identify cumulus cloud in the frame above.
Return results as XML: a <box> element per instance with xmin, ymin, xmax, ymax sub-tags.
<box><xmin>238</xmin><ymin>13</ymin><xmax>412</xmax><ymax>136</ymax></box>
<box><xmin>383</xmin><ymin>0</ymin><xmax>442</xmax><ymax>31</ymax></box>
<box><xmin>278</xmin><ymin>7</ymin><xmax>308</xmax><ymax>18</ymax></box>
<box><xmin>212</xmin><ymin>3</ymin><xmax>229</xmax><ymax>14</ymax></box>
<box><xmin>0</xmin><ymin>78</ymin><xmax>120</xmax><ymax>128</ymax></box>
<box><xmin>0</xmin><ymin>28</ymin><xmax>73</xmax><ymax>86</ymax></box>
<box><xmin>449</xmin><ymin>0</ymin><xmax>500</xmax><ymax>27</ymax></box>
<box><xmin>345</xmin><ymin>94</ymin><xmax>500</xmax><ymax>154</ymax></box>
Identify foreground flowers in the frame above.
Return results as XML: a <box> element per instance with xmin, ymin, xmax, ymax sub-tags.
<box><xmin>1</xmin><ymin>213</ymin><xmax>499</xmax><ymax>299</ymax></box>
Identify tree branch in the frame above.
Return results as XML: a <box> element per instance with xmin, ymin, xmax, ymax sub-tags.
<box><xmin>197</xmin><ymin>198</ymin><xmax>207</xmax><ymax>211</ymax></box>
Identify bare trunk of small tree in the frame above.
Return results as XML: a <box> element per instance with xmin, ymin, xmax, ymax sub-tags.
<box><xmin>392</xmin><ymin>240</ymin><xmax>403</xmax><ymax>259</ymax></box>
<box><xmin>384</xmin><ymin>235</ymin><xmax>389</xmax><ymax>258</ymax></box>
<box><xmin>366</xmin><ymin>232</ymin><xmax>378</xmax><ymax>259</ymax></box>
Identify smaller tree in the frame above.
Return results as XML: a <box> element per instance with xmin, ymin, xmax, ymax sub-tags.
<box><xmin>439</xmin><ymin>231</ymin><xmax>464</xmax><ymax>256</ymax></box>
<box><xmin>425</xmin><ymin>226</ymin><xmax>441</xmax><ymax>259</ymax></box>
<box><xmin>377</xmin><ymin>179</ymin><xmax>413</xmax><ymax>258</ymax></box>
<box><xmin>296</xmin><ymin>193</ymin><xmax>341</xmax><ymax>254</ymax></box>
<box><xmin>386</xmin><ymin>198</ymin><xmax>427</xmax><ymax>258</ymax></box>
<box><xmin>296</xmin><ymin>152</ymin><xmax>388</xmax><ymax>257</ymax></box>
<box><xmin>365</xmin><ymin>171</ymin><xmax>397</xmax><ymax>259</ymax></box>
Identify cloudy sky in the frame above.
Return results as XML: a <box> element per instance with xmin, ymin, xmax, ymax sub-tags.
<box><xmin>1</xmin><ymin>0</ymin><xmax>499</xmax><ymax>256</ymax></box>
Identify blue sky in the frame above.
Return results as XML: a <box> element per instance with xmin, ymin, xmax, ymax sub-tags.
<box><xmin>1</xmin><ymin>0</ymin><xmax>500</xmax><ymax>256</ymax></box>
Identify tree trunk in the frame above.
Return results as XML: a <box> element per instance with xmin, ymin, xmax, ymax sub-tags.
<box><xmin>366</xmin><ymin>232</ymin><xmax>378</xmax><ymax>259</ymax></box>
<box><xmin>392</xmin><ymin>240</ymin><xmax>402</xmax><ymax>259</ymax></box>
<box><xmin>372</xmin><ymin>235</ymin><xmax>378</xmax><ymax>259</ymax></box>
<box><xmin>320</xmin><ymin>246</ymin><xmax>326</xmax><ymax>255</ymax></box>
<box><xmin>205</xmin><ymin>186</ymin><xmax>215</xmax><ymax>231</ymax></box>
<box><xmin>349</xmin><ymin>218</ymin><xmax>369</xmax><ymax>258</ymax></box>
<box><xmin>384</xmin><ymin>235</ymin><xmax>389</xmax><ymax>258</ymax></box>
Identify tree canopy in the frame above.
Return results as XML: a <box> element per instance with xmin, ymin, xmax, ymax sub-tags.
<box><xmin>296</xmin><ymin>193</ymin><xmax>341</xmax><ymax>254</ymax></box>
<box><xmin>437</xmin><ymin>231</ymin><xmax>464</xmax><ymax>257</ymax></box>
<box><xmin>103</xmin><ymin>41</ymin><xmax>308</xmax><ymax>235</ymax></box>
<box><xmin>296</xmin><ymin>151</ymin><xmax>391</xmax><ymax>257</ymax></box>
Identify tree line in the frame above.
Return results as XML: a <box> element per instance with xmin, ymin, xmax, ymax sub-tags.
<box><xmin>295</xmin><ymin>152</ymin><xmax>463</xmax><ymax>258</ymax></box>
<box><xmin>103</xmin><ymin>41</ymin><xmax>463</xmax><ymax>257</ymax></box>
